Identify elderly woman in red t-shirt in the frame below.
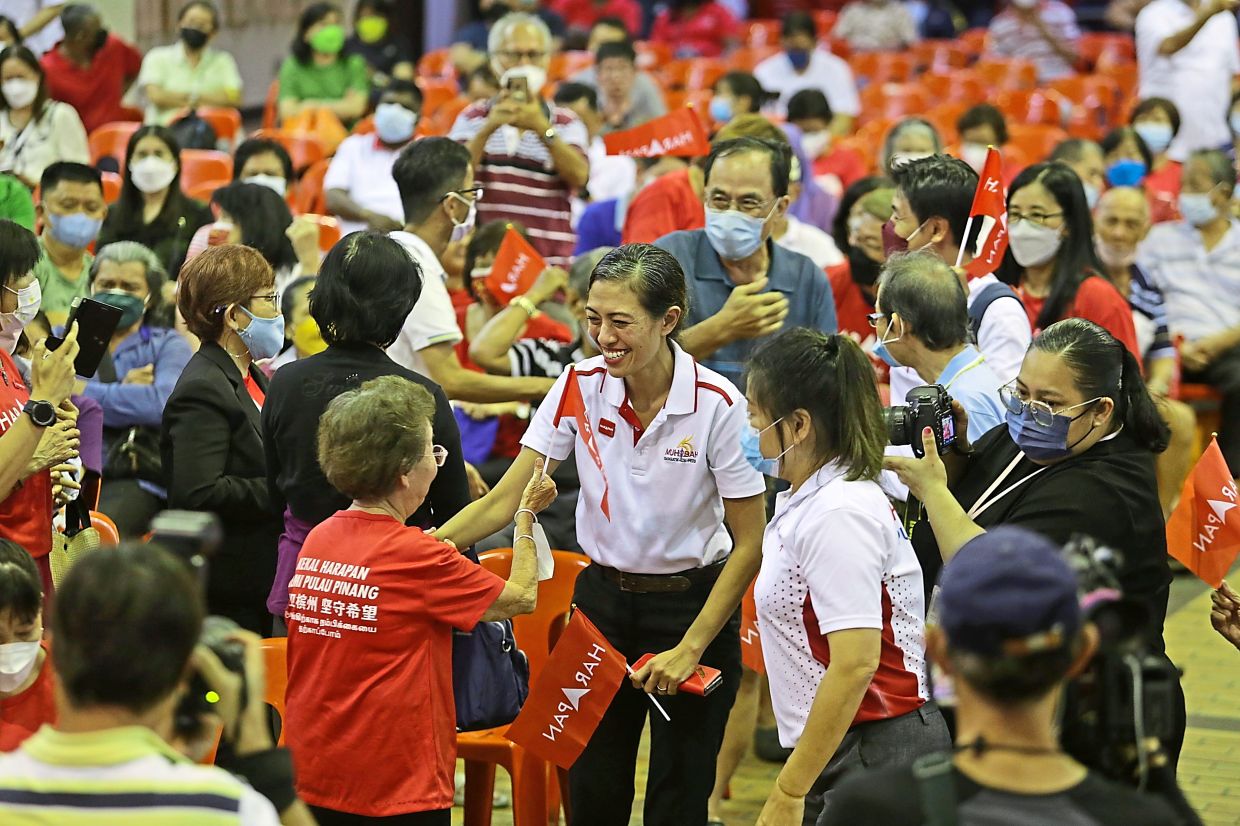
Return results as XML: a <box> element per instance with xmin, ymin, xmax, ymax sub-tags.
<box><xmin>284</xmin><ymin>374</ymin><xmax>555</xmax><ymax>826</ymax></box>
<box><xmin>0</xmin><ymin>539</ymin><xmax>56</xmax><ymax>752</ymax></box>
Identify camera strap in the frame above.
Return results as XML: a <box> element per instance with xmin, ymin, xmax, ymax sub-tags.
<box><xmin>966</xmin><ymin>452</ymin><xmax>1051</xmax><ymax>520</ymax></box>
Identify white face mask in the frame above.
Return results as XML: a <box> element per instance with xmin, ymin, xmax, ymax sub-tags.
<box><xmin>0</xmin><ymin>280</ymin><xmax>41</xmax><ymax>354</ymax></box>
<box><xmin>129</xmin><ymin>156</ymin><xmax>178</xmax><ymax>194</ymax></box>
<box><xmin>1008</xmin><ymin>219</ymin><xmax>1064</xmax><ymax>267</ymax></box>
<box><xmin>1</xmin><ymin>78</ymin><xmax>38</xmax><ymax>110</ymax></box>
<box><xmin>1094</xmin><ymin>235</ymin><xmax>1137</xmax><ymax>269</ymax></box>
<box><xmin>0</xmin><ymin>640</ymin><xmax>41</xmax><ymax>693</ymax></box>
<box><xmin>960</xmin><ymin>142</ymin><xmax>989</xmax><ymax>173</ymax></box>
<box><xmin>496</xmin><ymin>64</ymin><xmax>547</xmax><ymax>98</ymax></box>
<box><xmin>446</xmin><ymin>192</ymin><xmax>477</xmax><ymax>243</ymax></box>
<box><xmin>801</xmin><ymin>131</ymin><xmax>831</xmax><ymax>160</ymax></box>
<box><xmin>242</xmin><ymin>174</ymin><xmax>287</xmax><ymax>196</ymax></box>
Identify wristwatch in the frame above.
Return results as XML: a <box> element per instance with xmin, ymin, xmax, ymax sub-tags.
<box><xmin>22</xmin><ymin>399</ymin><xmax>55</xmax><ymax>428</ymax></box>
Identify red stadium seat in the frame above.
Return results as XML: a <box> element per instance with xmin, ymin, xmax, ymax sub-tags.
<box><xmin>101</xmin><ymin>171</ymin><xmax>121</xmax><ymax>204</ymax></box>
<box><xmin>920</xmin><ymin>70</ymin><xmax>988</xmax><ymax>106</ymax></box>
<box><xmin>417</xmin><ymin>48</ymin><xmax>456</xmax><ymax>82</ymax></box>
<box><xmin>974</xmin><ymin>57</ymin><xmax>1039</xmax><ymax>91</ymax></box>
<box><xmin>732</xmin><ymin>46</ymin><xmax>780</xmax><ymax>72</ymax></box>
<box><xmin>812</xmin><ymin>10</ymin><xmax>838</xmax><ymax>37</ymax></box>
<box><xmin>1077</xmin><ymin>32</ymin><xmax>1135</xmax><ymax>72</ymax></box>
<box><xmin>88</xmin><ymin>121</ymin><xmax>140</xmax><ymax>167</ymax></box>
<box><xmin>195</xmin><ymin>106</ymin><xmax>242</xmax><ymax>145</ymax></box>
<box><xmin>185</xmin><ymin>178</ymin><xmax>229</xmax><ymax>203</ymax></box>
<box><xmin>292</xmin><ymin>158</ymin><xmax>331</xmax><ymax>215</ymax></box>
<box><xmin>548</xmin><ymin>50</ymin><xmax>593</xmax><ymax>82</ymax></box>
<box><xmin>261</xmin><ymin>638</ymin><xmax>289</xmax><ymax>746</ymax></box>
<box><xmin>426</xmin><ymin>96</ymin><xmax>471</xmax><ymax>137</ymax></box>
<box><xmin>417</xmin><ymin>77</ymin><xmax>460</xmax><ymax>119</ymax></box>
<box><xmin>88</xmin><ymin>511</ymin><xmax>119</xmax><ymax>546</ymax></box>
<box><xmin>1049</xmin><ymin>74</ymin><xmax>1119</xmax><ymax>130</ymax></box>
<box><xmin>958</xmin><ymin>28</ymin><xmax>988</xmax><ymax>56</ymax></box>
<box><xmin>858</xmin><ymin>83</ymin><xmax>930</xmax><ymax>124</ymax></box>
<box><xmin>744</xmin><ymin>19</ymin><xmax>781</xmax><ymax>48</ymax></box>
<box><xmin>262</xmin><ymin>79</ymin><xmax>280</xmax><ymax>131</ymax></box>
<box><xmin>252</xmin><ymin>129</ymin><xmax>328</xmax><ymax>175</ymax></box>
<box><xmin>180</xmin><ymin>150</ymin><xmax>233</xmax><ymax>192</ymax></box>
<box><xmin>911</xmin><ymin>39</ymin><xmax>972</xmax><ymax>73</ymax></box>
<box><xmin>633</xmin><ymin>40</ymin><xmax>673</xmax><ymax>70</ymax></box>
<box><xmin>300</xmin><ymin>214</ymin><xmax>342</xmax><ymax>252</ymax></box>
<box><xmin>995</xmin><ymin>88</ymin><xmax>1067</xmax><ymax>127</ymax></box>
<box><xmin>848</xmin><ymin>52</ymin><xmax>917</xmax><ymax>86</ymax></box>
<box><xmin>1007</xmin><ymin>123</ymin><xmax>1069</xmax><ymax>163</ymax></box>
<box><xmin>659</xmin><ymin>57</ymin><xmax>726</xmax><ymax>91</ymax></box>
<box><xmin>923</xmin><ymin>103</ymin><xmax>974</xmax><ymax>142</ymax></box>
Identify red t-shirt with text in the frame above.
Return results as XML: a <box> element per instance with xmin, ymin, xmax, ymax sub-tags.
<box><xmin>0</xmin><ymin>349</ymin><xmax>51</xmax><ymax>557</ymax></box>
<box><xmin>285</xmin><ymin>511</ymin><xmax>505</xmax><ymax>816</ymax></box>
<box><xmin>0</xmin><ymin>646</ymin><xmax>55</xmax><ymax>752</ymax></box>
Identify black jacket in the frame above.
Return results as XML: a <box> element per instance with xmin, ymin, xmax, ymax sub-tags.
<box><xmin>160</xmin><ymin>342</ymin><xmax>280</xmax><ymax>631</ymax></box>
<box><xmin>261</xmin><ymin>342</ymin><xmax>471</xmax><ymax>528</ymax></box>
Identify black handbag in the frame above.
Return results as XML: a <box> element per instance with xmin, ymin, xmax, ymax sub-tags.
<box><xmin>96</xmin><ymin>351</ymin><xmax>163</xmax><ymax>484</ymax></box>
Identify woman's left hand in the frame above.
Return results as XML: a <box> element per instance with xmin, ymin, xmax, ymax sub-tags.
<box><xmin>756</xmin><ymin>780</ymin><xmax>805</xmax><ymax>826</ymax></box>
<box><xmin>630</xmin><ymin>642</ymin><xmax>701</xmax><ymax>695</ymax></box>
<box><xmin>883</xmin><ymin>427</ymin><xmax>948</xmax><ymax>501</ymax></box>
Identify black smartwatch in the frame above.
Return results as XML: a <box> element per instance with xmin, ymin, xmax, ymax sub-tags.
<box><xmin>22</xmin><ymin>400</ymin><xmax>55</xmax><ymax>428</ymax></box>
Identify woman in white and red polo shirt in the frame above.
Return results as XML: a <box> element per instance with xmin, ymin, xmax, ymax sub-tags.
<box><xmin>746</xmin><ymin>329</ymin><xmax>950</xmax><ymax>825</ymax></box>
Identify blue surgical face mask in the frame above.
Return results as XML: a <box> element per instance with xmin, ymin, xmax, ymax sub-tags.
<box><xmin>709</xmin><ymin>96</ymin><xmax>733</xmax><ymax>124</ymax></box>
<box><xmin>374</xmin><ymin>102</ymin><xmax>418</xmax><ymax>145</ymax></box>
<box><xmin>237</xmin><ymin>306</ymin><xmax>286</xmax><ymax>361</ymax></box>
<box><xmin>741</xmin><ymin>416</ymin><xmax>791</xmax><ymax>476</ymax></box>
<box><xmin>1133</xmin><ymin>122</ymin><xmax>1173</xmax><ymax>155</ymax></box>
<box><xmin>1004</xmin><ymin>402</ymin><xmax>1098</xmax><ymax>462</ymax></box>
<box><xmin>1179</xmin><ymin>191</ymin><xmax>1219</xmax><ymax>227</ymax></box>
<box><xmin>1106</xmin><ymin>158</ymin><xmax>1147</xmax><ymax>188</ymax></box>
<box><xmin>705</xmin><ymin>205</ymin><xmax>771</xmax><ymax>261</ymax></box>
<box><xmin>873</xmin><ymin>316</ymin><xmax>903</xmax><ymax>368</ymax></box>
<box><xmin>786</xmin><ymin>48</ymin><xmax>811</xmax><ymax>71</ymax></box>
<box><xmin>46</xmin><ymin>211</ymin><xmax>102</xmax><ymax>249</ymax></box>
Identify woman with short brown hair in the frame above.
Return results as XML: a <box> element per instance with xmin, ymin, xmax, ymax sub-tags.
<box><xmin>160</xmin><ymin>244</ymin><xmax>285</xmax><ymax>633</ymax></box>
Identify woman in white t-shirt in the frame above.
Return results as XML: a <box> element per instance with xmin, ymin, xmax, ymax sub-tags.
<box><xmin>0</xmin><ymin>45</ymin><xmax>88</xmax><ymax>187</ymax></box>
<box><xmin>437</xmin><ymin>243</ymin><xmax>767</xmax><ymax>826</ymax></box>
<box><xmin>746</xmin><ymin>328</ymin><xmax>950</xmax><ymax>825</ymax></box>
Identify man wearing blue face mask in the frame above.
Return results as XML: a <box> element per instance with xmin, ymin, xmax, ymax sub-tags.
<box><xmin>30</xmin><ymin>162</ymin><xmax>105</xmax><ymax>328</ymax></box>
<box><xmin>655</xmin><ymin>136</ymin><xmax>838</xmax><ymax>390</ymax></box>
<box><xmin>323</xmin><ymin>80</ymin><xmax>422</xmax><ymax>237</ymax></box>
<box><xmin>753</xmin><ymin>12</ymin><xmax>859</xmax><ymax>134</ymax></box>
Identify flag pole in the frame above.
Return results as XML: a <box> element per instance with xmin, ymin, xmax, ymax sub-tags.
<box><xmin>625</xmin><ymin>664</ymin><xmax>672</xmax><ymax>722</ymax></box>
<box><xmin>954</xmin><ymin>216</ymin><xmax>974</xmax><ymax>268</ymax></box>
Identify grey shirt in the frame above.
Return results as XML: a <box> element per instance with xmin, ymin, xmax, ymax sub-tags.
<box><xmin>571</xmin><ymin>67</ymin><xmax>667</xmax><ymax>133</ymax></box>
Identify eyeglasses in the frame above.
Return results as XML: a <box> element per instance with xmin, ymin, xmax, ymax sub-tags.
<box><xmin>250</xmin><ymin>292</ymin><xmax>278</xmax><ymax>304</ymax></box>
<box><xmin>429</xmin><ymin>445</ymin><xmax>448</xmax><ymax>467</ymax></box>
<box><xmin>1008</xmin><ymin>211</ymin><xmax>1064</xmax><ymax>228</ymax></box>
<box><xmin>866</xmin><ymin>311</ymin><xmax>887</xmax><ymax>329</ymax></box>
<box><xmin>705</xmin><ymin>192</ymin><xmax>778</xmax><ymax>219</ymax></box>
<box><xmin>999</xmin><ymin>381</ymin><xmax>1102</xmax><ymax>427</ymax></box>
<box><xmin>495</xmin><ymin>49</ymin><xmax>547</xmax><ymax>62</ymax></box>
<box><xmin>441</xmin><ymin>186</ymin><xmax>484</xmax><ymax>204</ymax></box>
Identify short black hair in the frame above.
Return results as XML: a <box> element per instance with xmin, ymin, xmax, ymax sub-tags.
<box><xmin>60</xmin><ymin>3</ymin><xmax>99</xmax><ymax>38</ymax></box>
<box><xmin>0</xmin><ymin>46</ymin><xmax>48</xmax><ymax>116</ymax></box>
<box><xmin>1049</xmin><ymin>137</ymin><xmax>1099</xmax><ymax>165</ymax></box>
<box><xmin>178</xmin><ymin>0</ymin><xmax>219</xmax><ymax>30</ymax></box>
<box><xmin>891</xmin><ymin>154</ymin><xmax>978</xmax><ymax>247</ymax></box>
<box><xmin>554</xmin><ymin>81</ymin><xmax>598</xmax><ymax>112</ymax></box>
<box><xmin>717</xmin><ymin>71</ymin><xmax>766</xmax><ymax>114</ymax></box>
<box><xmin>950</xmin><ymin>644</ymin><xmax>1080</xmax><ymax>704</ymax></box>
<box><xmin>233</xmin><ymin>137</ymin><xmax>295</xmax><ymax>181</ymax></box>
<box><xmin>292</xmin><ymin>2</ymin><xmax>339</xmax><ymax>65</ymax></box>
<box><xmin>786</xmin><ymin>89</ymin><xmax>832</xmax><ymax>124</ymax></box>
<box><xmin>354</xmin><ymin>0</ymin><xmax>393</xmax><ymax>19</ymax></box>
<box><xmin>782</xmin><ymin>10</ymin><xmax>816</xmax><ymax>39</ymax></box>
<box><xmin>833</xmin><ymin>175</ymin><xmax>890</xmax><ymax>250</ymax></box>
<box><xmin>705</xmin><ymin>136</ymin><xmax>791</xmax><ymax>198</ymax></box>
<box><xmin>382</xmin><ymin>78</ymin><xmax>422</xmax><ymax>110</ymax></box>
<box><xmin>1100</xmin><ymin>126</ymin><xmax>1153</xmax><ymax>172</ymax></box>
<box><xmin>52</xmin><ymin>543</ymin><xmax>203</xmax><ymax>715</ymax></box>
<box><xmin>589</xmin><ymin>244</ymin><xmax>690</xmax><ymax>337</ymax></box>
<box><xmin>39</xmin><ymin>161</ymin><xmax>101</xmax><ymax>198</ymax></box>
<box><xmin>595</xmin><ymin>39</ymin><xmax>635</xmax><ymax>64</ymax></box>
<box><xmin>1130</xmin><ymin>96</ymin><xmax>1181</xmax><ymax>137</ymax></box>
<box><xmin>0</xmin><ymin>219</ymin><xmax>39</xmax><ymax>289</ymax></box>
<box><xmin>310</xmin><ymin>231</ymin><xmax>422</xmax><ymax>349</ymax></box>
<box><xmin>391</xmin><ymin>136</ymin><xmax>471</xmax><ymax>226</ymax></box>
<box><xmin>211</xmin><ymin>182</ymin><xmax>298</xmax><ymax>272</ymax></box>
<box><xmin>956</xmin><ymin>103</ymin><xmax>1008</xmax><ymax>145</ymax></box>
<box><xmin>0</xmin><ymin>539</ymin><xmax>41</xmax><ymax>624</ymax></box>
<box><xmin>877</xmin><ymin>251</ymin><xmax>969</xmax><ymax>350</ymax></box>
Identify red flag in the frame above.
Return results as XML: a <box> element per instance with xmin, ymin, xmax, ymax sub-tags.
<box><xmin>740</xmin><ymin>580</ymin><xmax>764</xmax><ymax>674</ymax></box>
<box><xmin>961</xmin><ymin>147</ymin><xmax>1009</xmax><ymax>278</ymax></box>
<box><xmin>553</xmin><ymin>367</ymin><xmax>611</xmax><ymax>520</ymax></box>
<box><xmin>504</xmin><ymin>611</ymin><xmax>628</xmax><ymax>769</ymax></box>
<box><xmin>1166</xmin><ymin>437</ymin><xmax>1240</xmax><ymax>587</ymax></box>
<box><xmin>485</xmin><ymin>227</ymin><xmax>547</xmax><ymax>306</ymax></box>
<box><xmin>602</xmin><ymin>108</ymin><xmax>711</xmax><ymax>158</ymax></box>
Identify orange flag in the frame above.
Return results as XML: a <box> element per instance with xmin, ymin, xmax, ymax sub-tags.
<box><xmin>960</xmin><ymin>147</ymin><xmax>1009</xmax><ymax>278</ymax></box>
<box><xmin>1166</xmin><ymin>437</ymin><xmax>1240</xmax><ymax>587</ymax></box>
<box><xmin>602</xmin><ymin>108</ymin><xmax>711</xmax><ymax>158</ymax></box>
<box><xmin>504</xmin><ymin>610</ymin><xmax>628</xmax><ymax>769</ymax></box>
<box><xmin>740</xmin><ymin>580</ymin><xmax>764</xmax><ymax>674</ymax></box>
<box><xmin>553</xmin><ymin>367</ymin><xmax>611</xmax><ymax>520</ymax></box>
<box><xmin>485</xmin><ymin>227</ymin><xmax>546</xmax><ymax>306</ymax></box>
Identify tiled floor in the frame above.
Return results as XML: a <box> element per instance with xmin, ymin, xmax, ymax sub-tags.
<box><xmin>454</xmin><ymin>566</ymin><xmax>1240</xmax><ymax>826</ymax></box>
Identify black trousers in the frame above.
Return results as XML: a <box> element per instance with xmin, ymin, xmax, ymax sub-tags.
<box><xmin>1186</xmin><ymin>343</ymin><xmax>1240</xmax><ymax>475</ymax></box>
<box><xmin>308</xmin><ymin>806</ymin><xmax>448</xmax><ymax>825</ymax></box>
<box><xmin>567</xmin><ymin>563</ymin><xmax>742</xmax><ymax>826</ymax></box>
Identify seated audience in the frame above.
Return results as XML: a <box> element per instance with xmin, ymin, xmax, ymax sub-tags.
<box><xmin>96</xmin><ymin>126</ymin><xmax>213</xmax><ymax>274</ymax></box>
<box><xmin>954</xmin><ymin>103</ymin><xmax>1009</xmax><ymax>174</ymax></box>
<box><xmin>882</xmin><ymin>118</ymin><xmax>943</xmax><ymax>176</ymax></box>
<box><xmin>875</xmin><ymin>251</ymin><xmax>1007</xmax><ymax>439</ymax></box>
<box><xmin>1130</xmin><ymin>96</ymin><xmax>1184</xmax><ymax>221</ymax></box>
<box><xmin>0</xmin><ymin>45</ymin><xmax>88</xmax><ymax>187</ymax></box>
<box><xmin>575</xmin><ymin>155</ymin><xmax>685</xmax><ymax>254</ymax></box>
<box><xmin>754</xmin><ymin>12</ymin><xmax>859</xmax><ymax>132</ymax></box>
<box><xmin>232</xmin><ymin>135</ymin><xmax>295</xmax><ymax>196</ymax></box>
<box><xmin>771</xmin><ymin>156</ymin><xmax>845</xmax><ymax>270</ymax></box>
<box><xmin>0</xmin><ymin>220</ymin><xmax>79</xmax><ymax>601</ymax></box>
<box><xmin>0</xmin><ymin>543</ymin><xmax>312</xmax><ymax>823</ymax></box>
<box><xmin>656</xmin><ymin>136</ymin><xmax>838</xmax><ymax>388</ymax></box>
<box><xmin>746</xmin><ymin>329</ymin><xmax>948</xmax><ymax>825</ymax></box>
<box><xmin>1101</xmin><ymin>125</ymin><xmax>1153</xmax><ymax>188</ymax></box>
<box><xmin>998</xmin><ymin>162</ymin><xmax>1138</xmax><ymax>357</ymax></box>
<box><xmin>137</xmin><ymin>0</ymin><xmax>241</xmax><ymax>126</ymax></box>
<box><xmin>39</xmin><ymin>3</ymin><xmax>141</xmax><ymax>132</ymax></box>
<box><xmin>830</xmin><ymin>179</ymin><xmax>893</xmax><ymax>367</ymax></box>
<box><xmin>551</xmin><ymin>0</ymin><xmax>641</xmax><ymax>36</ymax></box>
<box><xmin>985</xmin><ymin>0</ymin><xmax>1080</xmax><ymax>82</ymax></box>
<box><xmin>277</xmin><ymin>2</ymin><xmax>369</xmax><ymax>127</ymax></box>
<box><xmin>0</xmin><ymin>540</ymin><xmax>53</xmax><ymax>752</ymax></box>
<box><xmin>163</xmin><ymin>245</ymin><xmax>283</xmax><ymax>635</ymax></box>
<box><xmin>648</xmin><ymin>0</ymin><xmax>738</xmax><ymax>58</ymax></box>
<box><xmin>262</xmin><ymin>232</ymin><xmax>472</xmax><ymax>626</ymax></box>
<box><xmin>833</xmin><ymin>0</ymin><xmax>919</xmax><ymax>52</ymax></box>
<box><xmin>590</xmin><ymin>39</ymin><xmax>664</xmax><ymax>134</ymax></box>
<box><xmin>285</xmin><ymin>375</ymin><xmax>554</xmax><ymax>823</ymax></box>
<box><xmin>1050</xmin><ymin>137</ymin><xmax>1106</xmax><ymax>208</ymax></box>
<box><xmin>553</xmin><ymin>82</ymin><xmax>636</xmax><ymax>204</ymax></box>
<box><xmin>710</xmin><ymin>71</ymin><xmax>766</xmax><ymax>125</ymax></box>
<box><xmin>343</xmin><ymin>0</ymin><xmax>414</xmax><ymax>89</ymax></box>
<box><xmin>821</xmin><ymin>527</ymin><xmax>1185</xmax><ymax>826</ymax></box>
<box><xmin>786</xmin><ymin>90</ymin><xmax>866</xmax><ymax>195</ymax></box>
<box><xmin>31</xmin><ymin>162</ymin><xmax>104</xmax><ymax>327</ymax></box>
<box><xmin>83</xmin><ymin>242</ymin><xmax>192</xmax><ymax>537</ymax></box>
<box><xmin>1138</xmin><ymin>148</ymin><xmax>1240</xmax><ymax>477</ymax></box>
<box><xmin>450</xmin><ymin>11</ymin><xmax>589</xmax><ymax>267</ymax></box>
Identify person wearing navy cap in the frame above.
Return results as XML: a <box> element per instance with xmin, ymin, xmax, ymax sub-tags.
<box><xmin>819</xmin><ymin>526</ymin><xmax>1191</xmax><ymax>826</ymax></box>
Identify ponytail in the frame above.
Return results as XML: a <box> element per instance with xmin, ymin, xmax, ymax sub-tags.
<box><xmin>1118</xmin><ymin>346</ymin><xmax>1171</xmax><ymax>453</ymax></box>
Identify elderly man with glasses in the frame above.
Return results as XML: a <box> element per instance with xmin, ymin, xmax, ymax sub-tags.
<box><xmin>449</xmin><ymin>11</ymin><xmax>589</xmax><ymax>267</ymax></box>
<box><xmin>654</xmin><ymin>136</ymin><xmax>838</xmax><ymax>390</ymax></box>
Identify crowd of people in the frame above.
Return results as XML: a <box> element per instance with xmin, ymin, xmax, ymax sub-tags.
<box><xmin>0</xmin><ymin>0</ymin><xmax>1237</xmax><ymax>824</ymax></box>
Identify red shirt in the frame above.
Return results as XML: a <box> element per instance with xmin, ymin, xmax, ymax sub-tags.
<box><xmin>1018</xmin><ymin>275</ymin><xmax>1141</xmax><ymax>363</ymax></box>
<box><xmin>1146</xmin><ymin>162</ymin><xmax>1182</xmax><ymax>225</ymax></box>
<box><xmin>41</xmin><ymin>37</ymin><xmax>143</xmax><ymax>133</ymax></box>
<box><xmin>243</xmin><ymin>373</ymin><xmax>265</xmax><ymax>408</ymax></box>
<box><xmin>812</xmin><ymin>146</ymin><xmax>868</xmax><ymax>194</ymax></box>
<box><xmin>650</xmin><ymin>2</ymin><xmax>738</xmax><ymax>57</ymax></box>
<box><xmin>0</xmin><ymin>349</ymin><xmax>51</xmax><ymax>558</ymax></box>
<box><xmin>622</xmin><ymin>168</ymin><xmax>705</xmax><ymax>244</ymax></box>
<box><xmin>285</xmin><ymin>511</ymin><xmax>504</xmax><ymax>816</ymax></box>
<box><xmin>828</xmin><ymin>263</ymin><xmax>888</xmax><ymax>384</ymax></box>
<box><xmin>551</xmin><ymin>0</ymin><xmax>642</xmax><ymax>33</ymax></box>
<box><xmin>0</xmin><ymin>645</ymin><xmax>54</xmax><ymax>752</ymax></box>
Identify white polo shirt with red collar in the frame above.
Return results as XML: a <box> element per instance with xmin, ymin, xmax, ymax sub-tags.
<box><xmin>755</xmin><ymin>462</ymin><xmax>929</xmax><ymax>749</ymax></box>
<box><xmin>322</xmin><ymin>133</ymin><xmax>405</xmax><ymax>236</ymax></box>
<box><xmin>521</xmin><ymin>341</ymin><xmax>764</xmax><ymax>575</ymax></box>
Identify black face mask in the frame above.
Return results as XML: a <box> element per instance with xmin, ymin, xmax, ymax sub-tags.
<box><xmin>180</xmin><ymin>27</ymin><xmax>209</xmax><ymax>50</ymax></box>
<box><xmin>848</xmin><ymin>246</ymin><xmax>883</xmax><ymax>288</ymax></box>
<box><xmin>92</xmin><ymin>28</ymin><xmax>108</xmax><ymax>53</ymax></box>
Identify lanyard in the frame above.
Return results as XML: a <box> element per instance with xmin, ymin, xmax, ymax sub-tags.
<box><xmin>965</xmin><ymin>450</ymin><xmax>1050</xmax><ymax>520</ymax></box>
<box><xmin>941</xmin><ymin>352</ymin><xmax>986</xmax><ymax>391</ymax></box>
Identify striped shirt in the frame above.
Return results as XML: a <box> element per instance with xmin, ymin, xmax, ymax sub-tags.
<box><xmin>450</xmin><ymin>101</ymin><xmax>589</xmax><ymax>267</ymax></box>
<box><xmin>508</xmin><ymin>337</ymin><xmax>585</xmax><ymax>379</ymax></box>
<box><xmin>1125</xmin><ymin>264</ymin><xmax>1175</xmax><ymax>365</ymax></box>
<box><xmin>985</xmin><ymin>1</ymin><xmax>1080</xmax><ymax>83</ymax></box>
<box><xmin>1137</xmin><ymin>218</ymin><xmax>1240</xmax><ymax>341</ymax></box>
<box><xmin>0</xmin><ymin>725</ymin><xmax>279</xmax><ymax>825</ymax></box>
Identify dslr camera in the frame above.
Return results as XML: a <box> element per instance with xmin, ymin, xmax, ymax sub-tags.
<box><xmin>886</xmin><ymin>384</ymin><xmax>957</xmax><ymax>458</ymax></box>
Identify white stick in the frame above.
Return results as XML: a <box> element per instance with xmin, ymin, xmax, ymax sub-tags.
<box><xmin>955</xmin><ymin>215</ymin><xmax>975</xmax><ymax>268</ymax></box>
<box><xmin>625</xmin><ymin>663</ymin><xmax>671</xmax><ymax>722</ymax></box>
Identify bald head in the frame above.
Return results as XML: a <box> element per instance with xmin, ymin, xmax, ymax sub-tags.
<box><xmin>1097</xmin><ymin>186</ymin><xmax>1149</xmax><ymax>218</ymax></box>
<box><xmin>1094</xmin><ymin>186</ymin><xmax>1150</xmax><ymax>265</ymax></box>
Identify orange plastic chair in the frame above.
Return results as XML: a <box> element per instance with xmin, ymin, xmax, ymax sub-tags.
<box><xmin>912</xmin><ymin>39</ymin><xmax>971</xmax><ymax>73</ymax></box>
<box><xmin>300</xmin><ymin>214</ymin><xmax>342</xmax><ymax>252</ymax></box>
<box><xmin>417</xmin><ymin>77</ymin><xmax>461</xmax><ymax>119</ymax></box>
<box><xmin>180</xmin><ymin>150</ymin><xmax>233</xmax><ymax>192</ymax></box>
<box><xmin>824</xmin><ymin>37</ymin><xmax>852</xmax><ymax>60</ymax></box>
<box><xmin>417</xmin><ymin>48</ymin><xmax>456</xmax><ymax>81</ymax></box>
<box><xmin>633</xmin><ymin>40</ymin><xmax>673</xmax><ymax>71</ymax></box>
<box><xmin>427</xmin><ymin>96</ymin><xmax>470</xmax><ymax>137</ymax></box>
<box><xmin>186</xmin><ymin>178</ymin><xmax>230</xmax><ymax>203</ymax></box>
<box><xmin>743</xmin><ymin>19</ymin><xmax>781</xmax><ymax>48</ymax></box>
<box><xmin>959</xmin><ymin>28</ymin><xmax>988</xmax><ymax>56</ymax></box>
<box><xmin>548</xmin><ymin>50</ymin><xmax>593</xmax><ymax>83</ymax></box>
<box><xmin>1076</xmin><ymin>32</ymin><xmax>1134</xmax><ymax>71</ymax></box>
<box><xmin>858</xmin><ymin>83</ymin><xmax>930</xmax><ymax>124</ymax></box>
<box><xmin>994</xmin><ymin>89</ymin><xmax>1065</xmax><ymax>127</ymax></box>
<box><xmin>88</xmin><ymin>121</ymin><xmax>140</xmax><ymax>167</ymax></box>
<box><xmin>195</xmin><ymin>106</ymin><xmax>242</xmax><ymax>145</ymax></box>
<box><xmin>252</xmin><ymin>129</ymin><xmax>328</xmax><ymax>175</ymax></box>
<box><xmin>292</xmin><ymin>158</ymin><xmax>331</xmax><ymax>215</ymax></box>
<box><xmin>919</xmin><ymin>70</ymin><xmax>988</xmax><ymax>106</ymax></box>
<box><xmin>260</xmin><ymin>637</ymin><xmax>288</xmax><ymax>746</ymax></box>
<box><xmin>88</xmin><ymin>511</ymin><xmax>119</xmax><ymax>546</ymax></box>
<box><xmin>974</xmin><ymin>57</ymin><xmax>1039</xmax><ymax>91</ymax></box>
<box><xmin>1048</xmin><ymin>74</ymin><xmax>1119</xmax><ymax>129</ymax></box>
<box><xmin>262</xmin><ymin>79</ymin><xmax>280</xmax><ymax>131</ymax></box>
<box><xmin>812</xmin><ymin>10</ymin><xmax>838</xmax><ymax>37</ymax></box>
<box><xmin>1007</xmin><ymin>123</ymin><xmax>1069</xmax><ymax>163</ymax></box>
<box><xmin>101</xmin><ymin>171</ymin><xmax>122</xmax><ymax>204</ymax></box>
<box><xmin>732</xmin><ymin>46</ymin><xmax>780</xmax><ymax>72</ymax></box>
<box><xmin>848</xmin><ymin>52</ymin><xmax>917</xmax><ymax>87</ymax></box>
<box><xmin>923</xmin><ymin>102</ymin><xmax>973</xmax><ymax>142</ymax></box>
<box><xmin>658</xmin><ymin>57</ymin><xmax>725</xmax><ymax>91</ymax></box>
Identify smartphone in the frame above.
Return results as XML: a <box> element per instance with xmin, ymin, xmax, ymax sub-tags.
<box><xmin>46</xmin><ymin>296</ymin><xmax>123</xmax><ymax>378</ymax></box>
<box><xmin>506</xmin><ymin>74</ymin><xmax>529</xmax><ymax>102</ymax></box>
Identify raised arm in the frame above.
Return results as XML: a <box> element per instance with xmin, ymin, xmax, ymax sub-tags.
<box><xmin>436</xmin><ymin>447</ymin><xmax>561</xmax><ymax>548</ymax></box>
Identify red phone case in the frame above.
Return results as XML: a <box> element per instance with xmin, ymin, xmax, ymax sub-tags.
<box><xmin>632</xmin><ymin>654</ymin><xmax>723</xmax><ymax>696</ymax></box>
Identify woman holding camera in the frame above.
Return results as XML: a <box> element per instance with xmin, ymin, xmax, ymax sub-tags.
<box><xmin>746</xmin><ymin>329</ymin><xmax>948</xmax><ymax>825</ymax></box>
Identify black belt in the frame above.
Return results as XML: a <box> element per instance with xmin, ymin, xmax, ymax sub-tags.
<box><xmin>594</xmin><ymin>558</ymin><xmax>727</xmax><ymax>594</ymax></box>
